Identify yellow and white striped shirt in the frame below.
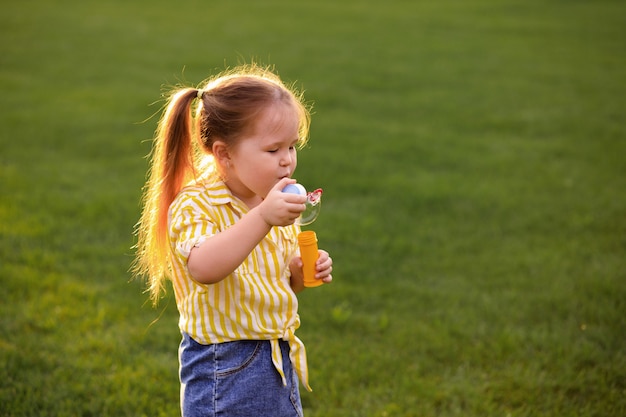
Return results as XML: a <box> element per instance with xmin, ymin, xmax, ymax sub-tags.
<box><xmin>168</xmin><ymin>179</ymin><xmax>311</xmax><ymax>390</ymax></box>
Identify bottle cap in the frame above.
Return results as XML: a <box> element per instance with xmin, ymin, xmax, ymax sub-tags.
<box><xmin>297</xmin><ymin>230</ymin><xmax>318</xmax><ymax>245</ymax></box>
<box><xmin>282</xmin><ymin>183</ymin><xmax>307</xmax><ymax>196</ymax></box>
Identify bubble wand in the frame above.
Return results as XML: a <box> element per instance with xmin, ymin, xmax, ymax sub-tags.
<box><xmin>282</xmin><ymin>184</ymin><xmax>324</xmax><ymax>287</ymax></box>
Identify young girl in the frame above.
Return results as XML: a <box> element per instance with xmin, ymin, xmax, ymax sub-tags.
<box><xmin>133</xmin><ymin>65</ymin><xmax>334</xmax><ymax>417</ymax></box>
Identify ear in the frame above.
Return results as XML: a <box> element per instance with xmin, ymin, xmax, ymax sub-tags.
<box><xmin>212</xmin><ymin>140</ymin><xmax>231</xmax><ymax>168</ymax></box>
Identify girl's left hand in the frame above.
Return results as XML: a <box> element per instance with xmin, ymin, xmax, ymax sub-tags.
<box><xmin>314</xmin><ymin>250</ymin><xmax>333</xmax><ymax>283</ymax></box>
<box><xmin>289</xmin><ymin>249</ymin><xmax>333</xmax><ymax>293</ymax></box>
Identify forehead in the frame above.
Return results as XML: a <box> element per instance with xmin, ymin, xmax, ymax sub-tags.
<box><xmin>250</xmin><ymin>102</ymin><xmax>300</xmax><ymax>140</ymax></box>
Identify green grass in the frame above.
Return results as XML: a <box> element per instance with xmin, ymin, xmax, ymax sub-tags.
<box><xmin>1</xmin><ymin>0</ymin><xmax>625</xmax><ymax>416</ymax></box>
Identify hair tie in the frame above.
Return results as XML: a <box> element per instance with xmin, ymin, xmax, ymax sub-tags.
<box><xmin>197</xmin><ymin>89</ymin><xmax>204</xmax><ymax>100</ymax></box>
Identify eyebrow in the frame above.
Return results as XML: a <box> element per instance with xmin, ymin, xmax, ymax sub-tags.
<box><xmin>267</xmin><ymin>138</ymin><xmax>299</xmax><ymax>148</ymax></box>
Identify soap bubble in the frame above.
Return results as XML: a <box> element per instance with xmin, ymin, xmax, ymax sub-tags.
<box><xmin>282</xmin><ymin>184</ymin><xmax>323</xmax><ymax>226</ymax></box>
<box><xmin>300</xmin><ymin>188</ymin><xmax>323</xmax><ymax>226</ymax></box>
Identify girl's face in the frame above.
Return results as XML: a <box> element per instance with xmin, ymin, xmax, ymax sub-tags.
<box><xmin>224</xmin><ymin>103</ymin><xmax>300</xmax><ymax>206</ymax></box>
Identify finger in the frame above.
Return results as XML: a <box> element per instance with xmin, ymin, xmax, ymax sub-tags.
<box><xmin>274</xmin><ymin>177</ymin><xmax>296</xmax><ymax>193</ymax></box>
<box><xmin>286</xmin><ymin>204</ymin><xmax>305</xmax><ymax>217</ymax></box>
<box><xmin>315</xmin><ymin>266</ymin><xmax>332</xmax><ymax>279</ymax></box>
<box><xmin>285</xmin><ymin>195</ymin><xmax>307</xmax><ymax>206</ymax></box>
<box><xmin>317</xmin><ymin>256</ymin><xmax>331</xmax><ymax>267</ymax></box>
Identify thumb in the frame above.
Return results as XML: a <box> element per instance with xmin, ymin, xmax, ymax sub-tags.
<box><xmin>290</xmin><ymin>255</ymin><xmax>303</xmax><ymax>268</ymax></box>
<box><xmin>274</xmin><ymin>177</ymin><xmax>297</xmax><ymax>193</ymax></box>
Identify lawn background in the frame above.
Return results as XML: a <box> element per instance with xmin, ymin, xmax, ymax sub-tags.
<box><xmin>1</xmin><ymin>0</ymin><xmax>625</xmax><ymax>416</ymax></box>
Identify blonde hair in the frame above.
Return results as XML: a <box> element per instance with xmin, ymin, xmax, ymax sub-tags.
<box><xmin>132</xmin><ymin>64</ymin><xmax>311</xmax><ymax>304</ymax></box>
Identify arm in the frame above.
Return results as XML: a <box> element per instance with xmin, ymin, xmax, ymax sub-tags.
<box><xmin>187</xmin><ymin>179</ymin><xmax>306</xmax><ymax>284</ymax></box>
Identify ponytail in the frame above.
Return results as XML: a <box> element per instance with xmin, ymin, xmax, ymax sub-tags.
<box><xmin>134</xmin><ymin>64</ymin><xmax>312</xmax><ymax>305</ymax></box>
<box><xmin>133</xmin><ymin>88</ymin><xmax>199</xmax><ymax>304</ymax></box>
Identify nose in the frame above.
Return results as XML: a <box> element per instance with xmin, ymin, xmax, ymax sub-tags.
<box><xmin>279</xmin><ymin>150</ymin><xmax>293</xmax><ymax>167</ymax></box>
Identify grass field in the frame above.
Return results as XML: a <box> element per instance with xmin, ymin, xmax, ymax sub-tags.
<box><xmin>1</xmin><ymin>0</ymin><xmax>625</xmax><ymax>416</ymax></box>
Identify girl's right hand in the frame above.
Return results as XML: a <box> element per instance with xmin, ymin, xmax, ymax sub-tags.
<box><xmin>259</xmin><ymin>178</ymin><xmax>307</xmax><ymax>226</ymax></box>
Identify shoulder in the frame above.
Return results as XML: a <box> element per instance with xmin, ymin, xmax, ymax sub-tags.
<box><xmin>171</xmin><ymin>181</ymin><xmax>231</xmax><ymax>211</ymax></box>
<box><xmin>168</xmin><ymin>182</ymin><xmax>230</xmax><ymax>235</ymax></box>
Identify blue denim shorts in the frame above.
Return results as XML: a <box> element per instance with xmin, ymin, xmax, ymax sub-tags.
<box><xmin>179</xmin><ymin>332</ymin><xmax>303</xmax><ymax>417</ymax></box>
